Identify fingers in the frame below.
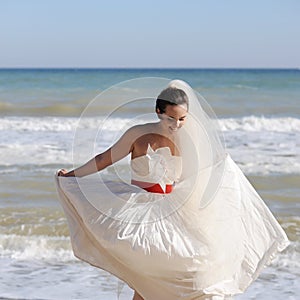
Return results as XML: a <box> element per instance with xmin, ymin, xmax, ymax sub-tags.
<box><xmin>58</xmin><ymin>169</ymin><xmax>68</xmax><ymax>177</ymax></box>
<box><xmin>57</xmin><ymin>169</ymin><xmax>76</xmax><ymax>177</ymax></box>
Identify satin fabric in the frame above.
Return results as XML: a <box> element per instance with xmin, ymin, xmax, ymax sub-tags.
<box><xmin>55</xmin><ymin>152</ymin><xmax>289</xmax><ymax>299</ymax></box>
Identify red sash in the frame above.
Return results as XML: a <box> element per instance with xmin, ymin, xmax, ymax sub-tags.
<box><xmin>131</xmin><ymin>179</ymin><xmax>173</xmax><ymax>194</ymax></box>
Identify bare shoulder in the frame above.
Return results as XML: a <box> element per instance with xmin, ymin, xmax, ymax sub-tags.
<box><xmin>124</xmin><ymin>123</ymin><xmax>156</xmax><ymax>138</ymax></box>
<box><xmin>111</xmin><ymin>123</ymin><xmax>155</xmax><ymax>150</ymax></box>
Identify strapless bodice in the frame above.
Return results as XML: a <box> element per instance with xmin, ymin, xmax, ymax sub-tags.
<box><xmin>130</xmin><ymin>144</ymin><xmax>182</xmax><ymax>193</ymax></box>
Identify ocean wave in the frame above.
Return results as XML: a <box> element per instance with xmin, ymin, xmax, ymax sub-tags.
<box><xmin>0</xmin><ymin>217</ymin><xmax>298</xmax><ymax>269</ymax></box>
<box><xmin>0</xmin><ymin>116</ymin><xmax>299</xmax><ymax>174</ymax></box>
<box><xmin>219</xmin><ymin>115</ymin><xmax>300</xmax><ymax>132</ymax></box>
<box><xmin>0</xmin><ymin>234</ymin><xmax>298</xmax><ymax>277</ymax></box>
<box><xmin>0</xmin><ymin>116</ymin><xmax>133</xmax><ymax>132</ymax></box>
<box><xmin>0</xmin><ymin>115</ymin><xmax>300</xmax><ymax>133</ymax></box>
<box><xmin>0</xmin><ymin>234</ymin><xmax>74</xmax><ymax>262</ymax></box>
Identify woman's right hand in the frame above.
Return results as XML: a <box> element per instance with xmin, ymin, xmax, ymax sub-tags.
<box><xmin>57</xmin><ymin>169</ymin><xmax>70</xmax><ymax>177</ymax></box>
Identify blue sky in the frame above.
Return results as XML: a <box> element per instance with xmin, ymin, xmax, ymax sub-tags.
<box><xmin>1</xmin><ymin>0</ymin><xmax>299</xmax><ymax>68</ymax></box>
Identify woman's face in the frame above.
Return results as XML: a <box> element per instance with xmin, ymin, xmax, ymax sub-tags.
<box><xmin>159</xmin><ymin>104</ymin><xmax>188</xmax><ymax>133</ymax></box>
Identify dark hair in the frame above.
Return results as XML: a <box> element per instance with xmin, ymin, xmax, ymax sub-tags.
<box><xmin>156</xmin><ymin>87</ymin><xmax>189</xmax><ymax>114</ymax></box>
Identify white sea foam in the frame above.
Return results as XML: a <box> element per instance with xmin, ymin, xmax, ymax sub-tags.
<box><xmin>0</xmin><ymin>234</ymin><xmax>75</xmax><ymax>262</ymax></box>
<box><xmin>0</xmin><ymin>235</ymin><xmax>298</xmax><ymax>300</ymax></box>
<box><xmin>0</xmin><ymin>116</ymin><xmax>299</xmax><ymax>174</ymax></box>
<box><xmin>0</xmin><ymin>256</ymin><xmax>134</xmax><ymax>300</ymax></box>
<box><xmin>1</xmin><ymin>115</ymin><xmax>300</xmax><ymax>132</ymax></box>
<box><xmin>0</xmin><ymin>116</ymin><xmax>133</xmax><ymax>132</ymax></box>
<box><xmin>219</xmin><ymin>115</ymin><xmax>300</xmax><ymax>132</ymax></box>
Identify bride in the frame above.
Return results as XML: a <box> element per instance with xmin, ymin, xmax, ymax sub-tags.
<box><xmin>56</xmin><ymin>79</ymin><xmax>289</xmax><ymax>300</ymax></box>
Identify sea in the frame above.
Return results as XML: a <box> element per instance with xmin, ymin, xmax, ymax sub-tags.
<box><xmin>0</xmin><ymin>69</ymin><xmax>299</xmax><ymax>300</ymax></box>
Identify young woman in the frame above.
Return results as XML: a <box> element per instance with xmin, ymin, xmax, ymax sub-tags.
<box><xmin>57</xmin><ymin>87</ymin><xmax>187</xmax><ymax>182</ymax></box>
<box><xmin>56</xmin><ymin>80</ymin><xmax>289</xmax><ymax>300</ymax></box>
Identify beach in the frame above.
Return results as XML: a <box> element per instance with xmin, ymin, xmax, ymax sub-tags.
<box><xmin>0</xmin><ymin>69</ymin><xmax>299</xmax><ymax>299</ymax></box>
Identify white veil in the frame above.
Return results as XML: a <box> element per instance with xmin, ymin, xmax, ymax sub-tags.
<box><xmin>167</xmin><ymin>79</ymin><xmax>227</xmax><ymax>208</ymax></box>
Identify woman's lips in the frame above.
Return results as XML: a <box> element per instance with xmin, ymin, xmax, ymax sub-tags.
<box><xmin>169</xmin><ymin>126</ymin><xmax>178</xmax><ymax>132</ymax></box>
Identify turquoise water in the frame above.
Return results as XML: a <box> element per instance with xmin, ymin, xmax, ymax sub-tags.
<box><xmin>0</xmin><ymin>69</ymin><xmax>299</xmax><ymax>299</ymax></box>
<box><xmin>1</xmin><ymin>68</ymin><xmax>299</xmax><ymax>117</ymax></box>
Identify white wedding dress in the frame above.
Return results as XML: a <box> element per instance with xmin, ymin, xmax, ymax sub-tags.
<box><xmin>55</xmin><ymin>144</ymin><xmax>289</xmax><ymax>300</ymax></box>
<box><xmin>55</xmin><ymin>79</ymin><xmax>289</xmax><ymax>299</ymax></box>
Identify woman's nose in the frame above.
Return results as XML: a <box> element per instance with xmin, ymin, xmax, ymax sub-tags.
<box><xmin>171</xmin><ymin>120</ymin><xmax>181</xmax><ymax>128</ymax></box>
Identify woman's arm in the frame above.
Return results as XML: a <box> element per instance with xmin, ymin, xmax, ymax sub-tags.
<box><xmin>58</xmin><ymin>148</ymin><xmax>113</xmax><ymax>177</ymax></box>
<box><xmin>58</xmin><ymin>125</ymin><xmax>139</xmax><ymax>177</ymax></box>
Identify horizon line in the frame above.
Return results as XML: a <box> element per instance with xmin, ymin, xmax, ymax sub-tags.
<box><xmin>0</xmin><ymin>66</ymin><xmax>299</xmax><ymax>70</ymax></box>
